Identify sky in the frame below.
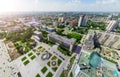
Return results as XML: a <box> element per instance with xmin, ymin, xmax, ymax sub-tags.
<box><xmin>0</xmin><ymin>0</ymin><xmax>120</xmax><ymax>13</ymax></box>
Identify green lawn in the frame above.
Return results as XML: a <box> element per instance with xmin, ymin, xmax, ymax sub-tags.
<box><xmin>52</xmin><ymin>67</ymin><xmax>58</xmax><ymax>72</ymax></box>
<box><xmin>58</xmin><ymin>59</ymin><xmax>62</xmax><ymax>66</ymax></box>
<box><xmin>31</xmin><ymin>55</ymin><xmax>36</xmax><ymax>60</ymax></box>
<box><xmin>21</xmin><ymin>56</ymin><xmax>27</xmax><ymax>61</ymax></box>
<box><xmin>23</xmin><ymin>60</ymin><xmax>30</xmax><ymax>65</ymax></box>
<box><xmin>70</xmin><ymin>72</ymin><xmax>73</xmax><ymax>77</ymax></box>
<box><xmin>38</xmin><ymin>46</ymin><xmax>42</xmax><ymax>49</ymax></box>
<box><xmin>51</xmin><ymin>56</ymin><xmax>57</xmax><ymax>60</ymax></box>
<box><xmin>28</xmin><ymin>52</ymin><xmax>33</xmax><ymax>56</ymax></box>
<box><xmin>66</xmin><ymin>33</ymin><xmax>82</xmax><ymax>43</ymax></box>
<box><xmin>60</xmin><ymin>71</ymin><xmax>65</xmax><ymax>77</ymax></box>
<box><xmin>36</xmin><ymin>74</ymin><xmax>41</xmax><ymax>77</ymax></box>
<box><xmin>41</xmin><ymin>67</ymin><xmax>48</xmax><ymax>74</ymax></box>
<box><xmin>47</xmin><ymin>61</ymin><xmax>50</xmax><ymax>66</ymax></box>
<box><xmin>46</xmin><ymin>72</ymin><xmax>53</xmax><ymax>77</ymax></box>
<box><xmin>58</xmin><ymin>45</ymin><xmax>72</xmax><ymax>56</ymax></box>
<box><xmin>41</xmin><ymin>48</ymin><xmax>45</xmax><ymax>52</ymax></box>
<box><xmin>36</xmin><ymin>52</ymin><xmax>40</xmax><ymax>56</ymax></box>
<box><xmin>70</xmin><ymin>55</ymin><xmax>76</xmax><ymax>64</ymax></box>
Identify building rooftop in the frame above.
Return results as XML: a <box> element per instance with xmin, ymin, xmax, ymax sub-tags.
<box><xmin>78</xmin><ymin>52</ymin><xmax>120</xmax><ymax>77</ymax></box>
<box><xmin>48</xmin><ymin>33</ymin><xmax>76</xmax><ymax>45</ymax></box>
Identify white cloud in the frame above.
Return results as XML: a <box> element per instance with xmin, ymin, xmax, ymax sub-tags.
<box><xmin>71</xmin><ymin>0</ymin><xmax>81</xmax><ymax>3</ymax></box>
<box><xmin>61</xmin><ymin>0</ymin><xmax>120</xmax><ymax>12</ymax></box>
<box><xmin>96</xmin><ymin>0</ymin><xmax>119</xmax><ymax>4</ymax></box>
<box><xmin>6</xmin><ymin>0</ymin><xmax>120</xmax><ymax>12</ymax></box>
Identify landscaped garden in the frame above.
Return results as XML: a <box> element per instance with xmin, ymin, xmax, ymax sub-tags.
<box><xmin>38</xmin><ymin>46</ymin><xmax>42</xmax><ymax>49</ymax></box>
<box><xmin>58</xmin><ymin>45</ymin><xmax>72</xmax><ymax>56</ymax></box>
<box><xmin>52</xmin><ymin>67</ymin><xmax>58</xmax><ymax>72</ymax></box>
<box><xmin>46</xmin><ymin>72</ymin><xmax>53</xmax><ymax>77</ymax></box>
<box><xmin>41</xmin><ymin>66</ymin><xmax>48</xmax><ymax>74</ymax></box>
<box><xmin>47</xmin><ymin>61</ymin><xmax>50</xmax><ymax>66</ymax></box>
<box><xmin>28</xmin><ymin>52</ymin><xmax>33</xmax><ymax>56</ymax></box>
<box><xmin>58</xmin><ymin>59</ymin><xmax>62</xmax><ymax>66</ymax></box>
<box><xmin>51</xmin><ymin>56</ymin><xmax>57</xmax><ymax>60</ymax></box>
<box><xmin>31</xmin><ymin>55</ymin><xmax>36</xmax><ymax>60</ymax></box>
<box><xmin>60</xmin><ymin>70</ymin><xmax>65</xmax><ymax>77</ymax></box>
<box><xmin>21</xmin><ymin>56</ymin><xmax>30</xmax><ymax>66</ymax></box>
<box><xmin>14</xmin><ymin>39</ymin><xmax>36</xmax><ymax>54</ymax></box>
<box><xmin>35</xmin><ymin>74</ymin><xmax>41</xmax><ymax>77</ymax></box>
<box><xmin>23</xmin><ymin>60</ymin><xmax>30</xmax><ymax>65</ymax></box>
<box><xmin>21</xmin><ymin>56</ymin><xmax>27</xmax><ymax>61</ymax></box>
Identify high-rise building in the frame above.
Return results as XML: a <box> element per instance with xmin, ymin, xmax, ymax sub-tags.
<box><xmin>106</xmin><ymin>20</ymin><xmax>119</xmax><ymax>32</ymax></box>
<box><xmin>78</xmin><ymin>15</ymin><xmax>88</xmax><ymax>27</ymax></box>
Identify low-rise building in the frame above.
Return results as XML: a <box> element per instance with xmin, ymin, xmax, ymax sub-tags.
<box><xmin>33</xmin><ymin>31</ymin><xmax>43</xmax><ymax>41</ymax></box>
<box><xmin>40</xmin><ymin>25</ymin><xmax>56</xmax><ymax>32</ymax></box>
<box><xmin>48</xmin><ymin>33</ymin><xmax>76</xmax><ymax>51</ymax></box>
<box><xmin>106</xmin><ymin>20</ymin><xmax>119</xmax><ymax>32</ymax></box>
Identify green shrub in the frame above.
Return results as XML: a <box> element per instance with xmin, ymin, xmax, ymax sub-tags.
<box><xmin>21</xmin><ymin>56</ymin><xmax>27</xmax><ymax>61</ymax></box>
<box><xmin>23</xmin><ymin>60</ymin><xmax>30</xmax><ymax>65</ymax></box>
<box><xmin>31</xmin><ymin>55</ymin><xmax>36</xmax><ymax>60</ymax></box>
<box><xmin>41</xmin><ymin>67</ymin><xmax>48</xmax><ymax>74</ymax></box>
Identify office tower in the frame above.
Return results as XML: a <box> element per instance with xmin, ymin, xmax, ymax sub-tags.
<box><xmin>78</xmin><ymin>15</ymin><xmax>88</xmax><ymax>27</ymax></box>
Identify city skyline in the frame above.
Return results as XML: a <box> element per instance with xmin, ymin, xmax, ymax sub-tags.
<box><xmin>0</xmin><ymin>0</ymin><xmax>120</xmax><ymax>13</ymax></box>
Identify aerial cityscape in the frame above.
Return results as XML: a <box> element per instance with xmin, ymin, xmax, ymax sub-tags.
<box><xmin>0</xmin><ymin>0</ymin><xmax>120</xmax><ymax>77</ymax></box>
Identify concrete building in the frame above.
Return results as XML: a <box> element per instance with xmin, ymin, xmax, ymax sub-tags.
<box><xmin>72</xmin><ymin>63</ymin><xmax>81</xmax><ymax>77</ymax></box>
<box><xmin>107</xmin><ymin>14</ymin><xmax>113</xmax><ymax>20</ymax></box>
<box><xmin>84</xmin><ymin>34</ymin><xmax>94</xmax><ymax>49</ymax></box>
<box><xmin>33</xmin><ymin>31</ymin><xmax>43</xmax><ymax>41</ymax></box>
<box><xmin>48</xmin><ymin>33</ymin><xmax>76</xmax><ymax>51</ymax></box>
<box><xmin>78</xmin><ymin>15</ymin><xmax>88</xmax><ymax>27</ymax></box>
<box><xmin>40</xmin><ymin>25</ymin><xmax>56</xmax><ymax>32</ymax></box>
<box><xmin>106</xmin><ymin>20</ymin><xmax>119</xmax><ymax>32</ymax></box>
<box><xmin>53</xmin><ymin>21</ymin><xmax>59</xmax><ymax>26</ymax></box>
<box><xmin>96</xmin><ymin>31</ymin><xmax>120</xmax><ymax>50</ymax></box>
<box><xmin>85</xmin><ymin>30</ymin><xmax>120</xmax><ymax>50</ymax></box>
<box><xmin>58</xmin><ymin>17</ymin><xmax>64</xmax><ymax>23</ymax></box>
<box><xmin>69</xmin><ymin>19</ymin><xmax>78</xmax><ymax>26</ymax></box>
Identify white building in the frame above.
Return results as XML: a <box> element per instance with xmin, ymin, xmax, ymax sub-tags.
<box><xmin>58</xmin><ymin>17</ymin><xmax>64</xmax><ymax>23</ymax></box>
<box><xmin>33</xmin><ymin>31</ymin><xmax>43</xmax><ymax>41</ymax></box>
<box><xmin>106</xmin><ymin>20</ymin><xmax>119</xmax><ymax>32</ymax></box>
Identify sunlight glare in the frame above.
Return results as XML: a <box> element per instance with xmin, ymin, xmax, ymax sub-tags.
<box><xmin>0</xmin><ymin>0</ymin><xmax>16</xmax><ymax>13</ymax></box>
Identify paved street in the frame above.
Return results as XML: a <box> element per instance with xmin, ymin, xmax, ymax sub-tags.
<box><xmin>0</xmin><ymin>40</ymin><xmax>17</xmax><ymax>77</ymax></box>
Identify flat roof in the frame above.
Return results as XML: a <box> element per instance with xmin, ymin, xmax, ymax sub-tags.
<box><xmin>48</xmin><ymin>33</ymin><xmax>76</xmax><ymax>45</ymax></box>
